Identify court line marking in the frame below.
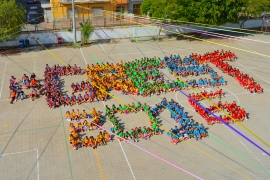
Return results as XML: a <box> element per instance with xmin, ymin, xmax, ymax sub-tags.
<box><xmin>79</xmin><ymin>48</ymin><xmax>88</xmax><ymax>64</ymax></box>
<box><xmin>231</xmin><ymin>131</ymin><xmax>270</xmax><ymax>171</ymax></box>
<box><xmin>222</xmin><ymin>88</ymin><xmax>240</xmax><ymax>106</ymax></box>
<box><xmin>0</xmin><ymin>61</ymin><xmax>7</xmax><ymax>100</ymax></box>
<box><xmin>236</xmin><ymin>58</ymin><xmax>270</xmax><ymax>89</ymax></box>
<box><xmin>175</xmin><ymin>91</ymin><xmax>195</xmax><ymax>112</ymax></box>
<box><xmin>0</xmin><ymin>149</ymin><xmax>39</xmax><ymax>180</ymax></box>
<box><xmin>101</xmin><ymin>100</ymin><xmax>136</xmax><ymax>179</ymax></box>
<box><xmin>33</xmin><ymin>59</ymin><xmax>36</xmax><ymax>74</ymax></box>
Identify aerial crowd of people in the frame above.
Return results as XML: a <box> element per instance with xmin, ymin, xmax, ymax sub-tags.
<box><xmin>8</xmin><ymin>49</ymin><xmax>258</xmax><ymax>149</ymax></box>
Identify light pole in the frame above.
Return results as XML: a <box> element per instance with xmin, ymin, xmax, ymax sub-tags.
<box><xmin>72</xmin><ymin>0</ymin><xmax>77</xmax><ymax>42</ymax></box>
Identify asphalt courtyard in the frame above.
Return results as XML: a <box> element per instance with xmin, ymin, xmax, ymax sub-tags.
<box><xmin>0</xmin><ymin>35</ymin><xmax>270</xmax><ymax>180</ymax></box>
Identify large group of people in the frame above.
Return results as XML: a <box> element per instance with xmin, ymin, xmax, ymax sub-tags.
<box><xmin>188</xmin><ymin>99</ymin><xmax>248</xmax><ymax>125</ymax></box>
<box><xmin>106</xmin><ymin>103</ymin><xmax>161</xmax><ymax>142</ymax></box>
<box><xmin>9</xmin><ymin>73</ymin><xmax>42</xmax><ymax>104</ymax></box>
<box><xmin>8</xmin><ymin>49</ymin><xmax>256</xmax><ymax>149</ymax></box>
<box><xmin>67</xmin><ymin>108</ymin><xmax>109</xmax><ymax>150</ymax></box>
<box><xmin>149</xmin><ymin>98</ymin><xmax>208</xmax><ymax>144</ymax></box>
<box><xmin>195</xmin><ymin>50</ymin><xmax>262</xmax><ymax>93</ymax></box>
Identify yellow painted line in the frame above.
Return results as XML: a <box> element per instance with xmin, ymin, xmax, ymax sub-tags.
<box><xmin>89</xmin><ymin>131</ymin><xmax>105</xmax><ymax>180</ymax></box>
<box><xmin>185</xmin><ymin>141</ymin><xmax>252</xmax><ymax>180</ymax></box>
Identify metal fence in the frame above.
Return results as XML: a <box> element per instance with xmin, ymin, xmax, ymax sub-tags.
<box><xmin>22</xmin><ymin>15</ymin><xmax>143</xmax><ymax>32</ymax></box>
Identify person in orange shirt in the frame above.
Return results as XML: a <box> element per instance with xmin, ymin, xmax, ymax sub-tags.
<box><xmin>30</xmin><ymin>78</ymin><xmax>37</xmax><ymax>87</ymax></box>
<box><xmin>10</xmin><ymin>90</ymin><xmax>16</xmax><ymax>104</ymax></box>
<box><xmin>29</xmin><ymin>88</ymin><xmax>38</xmax><ymax>101</ymax></box>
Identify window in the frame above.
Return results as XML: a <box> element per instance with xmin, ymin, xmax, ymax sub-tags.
<box><xmin>133</xmin><ymin>4</ymin><xmax>141</xmax><ymax>15</ymax></box>
<box><xmin>92</xmin><ymin>7</ymin><xmax>104</xmax><ymax>17</ymax></box>
<box><xmin>67</xmin><ymin>8</ymin><xmax>78</xmax><ymax>18</ymax></box>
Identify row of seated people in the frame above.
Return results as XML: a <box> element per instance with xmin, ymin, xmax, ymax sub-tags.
<box><xmin>191</xmin><ymin>50</ymin><xmax>237</xmax><ymax>64</ymax></box>
<box><xmin>107</xmin><ymin>112</ymin><xmax>161</xmax><ymax>142</ymax></box>
<box><xmin>189</xmin><ymin>99</ymin><xmax>248</xmax><ymax>124</ymax></box>
<box><xmin>69</xmin><ymin>130</ymin><xmax>111</xmax><ymax>150</ymax></box>
<box><xmin>43</xmin><ymin>64</ymin><xmax>94</xmax><ymax>109</ymax></box>
<box><xmin>66</xmin><ymin>108</ymin><xmax>103</xmax><ymax>127</ymax></box>
<box><xmin>196</xmin><ymin>50</ymin><xmax>262</xmax><ymax>93</ymax></box>
<box><xmin>9</xmin><ymin>73</ymin><xmax>43</xmax><ymax>104</ymax></box>
<box><xmin>149</xmin><ymin>98</ymin><xmax>208</xmax><ymax>144</ymax></box>
<box><xmin>188</xmin><ymin>89</ymin><xmax>224</xmax><ymax>101</ymax></box>
<box><xmin>45</xmin><ymin>64</ymin><xmax>84</xmax><ymax>76</ymax></box>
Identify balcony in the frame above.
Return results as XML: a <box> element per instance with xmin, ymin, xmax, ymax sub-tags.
<box><xmin>114</xmin><ymin>0</ymin><xmax>127</xmax><ymax>5</ymax></box>
<box><xmin>60</xmin><ymin>0</ymin><xmax>110</xmax><ymax>4</ymax></box>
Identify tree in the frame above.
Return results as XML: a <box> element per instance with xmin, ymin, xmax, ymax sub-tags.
<box><xmin>141</xmin><ymin>0</ymin><xmax>245</xmax><ymax>25</ymax></box>
<box><xmin>80</xmin><ymin>20</ymin><xmax>94</xmax><ymax>46</ymax></box>
<box><xmin>240</xmin><ymin>0</ymin><xmax>270</xmax><ymax>28</ymax></box>
<box><xmin>0</xmin><ymin>0</ymin><xmax>26</xmax><ymax>42</ymax></box>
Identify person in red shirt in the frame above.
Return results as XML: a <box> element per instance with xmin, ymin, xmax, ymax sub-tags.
<box><xmin>209</xmin><ymin>91</ymin><xmax>214</xmax><ymax>99</ymax></box>
<box><xmin>255</xmin><ymin>84</ymin><xmax>262</xmax><ymax>93</ymax></box>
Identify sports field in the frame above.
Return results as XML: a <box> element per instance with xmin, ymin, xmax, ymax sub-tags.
<box><xmin>0</xmin><ymin>34</ymin><xmax>270</xmax><ymax>180</ymax></box>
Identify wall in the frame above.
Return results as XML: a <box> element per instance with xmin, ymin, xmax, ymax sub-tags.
<box><xmin>51</xmin><ymin>2</ymin><xmax>113</xmax><ymax>19</ymax></box>
<box><xmin>224</xmin><ymin>19</ymin><xmax>263</xmax><ymax>29</ymax></box>
<box><xmin>127</xmin><ymin>0</ymin><xmax>142</xmax><ymax>14</ymax></box>
<box><xmin>0</xmin><ymin>27</ymin><xmax>171</xmax><ymax>47</ymax></box>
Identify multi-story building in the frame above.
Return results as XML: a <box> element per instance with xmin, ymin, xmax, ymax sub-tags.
<box><xmin>128</xmin><ymin>0</ymin><xmax>143</xmax><ymax>15</ymax></box>
<box><xmin>49</xmin><ymin>0</ymin><xmax>128</xmax><ymax>20</ymax></box>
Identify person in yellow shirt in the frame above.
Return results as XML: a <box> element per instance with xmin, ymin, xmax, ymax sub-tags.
<box><xmin>66</xmin><ymin>111</ymin><xmax>71</xmax><ymax>121</ymax></box>
<box><xmin>83</xmin><ymin>136</ymin><xmax>90</xmax><ymax>147</ymax></box>
<box><xmin>91</xmin><ymin>108</ymin><xmax>97</xmax><ymax>117</ymax></box>
<box><xmin>81</xmin><ymin>110</ymin><xmax>88</xmax><ymax>119</ymax></box>
<box><xmin>89</xmin><ymin>136</ymin><xmax>96</xmax><ymax>149</ymax></box>
<box><xmin>71</xmin><ymin>109</ymin><xmax>76</xmax><ymax>120</ymax></box>
<box><xmin>69</xmin><ymin>123</ymin><xmax>75</xmax><ymax>133</ymax></box>
<box><xmin>82</xmin><ymin>120</ymin><xmax>89</xmax><ymax>131</ymax></box>
<box><xmin>69</xmin><ymin>134</ymin><xmax>74</xmax><ymax>145</ymax></box>
<box><xmin>103</xmin><ymin>130</ymin><xmax>111</xmax><ymax>143</ymax></box>
<box><xmin>75</xmin><ymin>109</ymin><xmax>81</xmax><ymax>120</ymax></box>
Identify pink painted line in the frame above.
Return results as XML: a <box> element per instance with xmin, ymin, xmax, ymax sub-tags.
<box><xmin>92</xmin><ymin>122</ymin><xmax>204</xmax><ymax>180</ymax></box>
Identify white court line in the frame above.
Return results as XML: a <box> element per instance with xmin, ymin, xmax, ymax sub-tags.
<box><xmin>0</xmin><ymin>61</ymin><xmax>7</xmax><ymax>100</ymax></box>
<box><xmin>109</xmin><ymin>51</ymin><xmax>161</xmax><ymax>56</ymax></box>
<box><xmin>117</xmin><ymin>140</ymin><xmax>136</xmax><ymax>180</ymax></box>
<box><xmin>37</xmin><ymin>149</ymin><xmax>39</xmax><ymax>180</ymax></box>
<box><xmin>0</xmin><ymin>149</ymin><xmax>39</xmax><ymax>180</ymax></box>
<box><xmin>236</xmin><ymin>59</ymin><xmax>270</xmax><ymax>89</ymax></box>
<box><xmin>101</xmin><ymin>100</ymin><xmax>136</xmax><ymax>179</ymax></box>
<box><xmin>99</xmin><ymin>44</ymin><xmax>107</xmax><ymax>54</ymax></box>
<box><xmin>33</xmin><ymin>59</ymin><xmax>36</xmax><ymax>73</ymax></box>
<box><xmin>239</xmin><ymin>140</ymin><xmax>253</xmax><ymax>153</ymax></box>
<box><xmin>79</xmin><ymin>48</ymin><xmax>88</xmax><ymax>65</ymax></box>
<box><xmin>222</xmin><ymin>88</ymin><xmax>240</xmax><ymax>106</ymax></box>
<box><xmin>175</xmin><ymin>91</ymin><xmax>195</xmax><ymax>112</ymax></box>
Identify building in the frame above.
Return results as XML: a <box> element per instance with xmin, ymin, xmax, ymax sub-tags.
<box><xmin>49</xmin><ymin>0</ymin><xmax>128</xmax><ymax>20</ymax></box>
<box><xmin>128</xmin><ymin>0</ymin><xmax>143</xmax><ymax>15</ymax></box>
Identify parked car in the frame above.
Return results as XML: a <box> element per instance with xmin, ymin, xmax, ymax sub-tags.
<box><xmin>27</xmin><ymin>12</ymin><xmax>40</xmax><ymax>24</ymax></box>
<box><xmin>29</xmin><ymin>6</ymin><xmax>39</xmax><ymax>13</ymax></box>
<box><xmin>26</xmin><ymin>0</ymin><xmax>39</xmax><ymax>4</ymax></box>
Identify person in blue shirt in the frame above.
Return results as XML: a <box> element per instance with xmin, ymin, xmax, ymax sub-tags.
<box><xmin>194</xmin><ymin>128</ymin><xmax>200</xmax><ymax>140</ymax></box>
<box><xmin>16</xmin><ymin>89</ymin><xmax>26</xmax><ymax>101</ymax></box>
<box><xmin>219</xmin><ymin>76</ymin><xmax>226</xmax><ymax>86</ymax></box>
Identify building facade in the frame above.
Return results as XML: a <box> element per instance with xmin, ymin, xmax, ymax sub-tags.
<box><xmin>50</xmin><ymin>0</ymin><xmax>128</xmax><ymax>20</ymax></box>
<box><xmin>128</xmin><ymin>0</ymin><xmax>143</xmax><ymax>15</ymax></box>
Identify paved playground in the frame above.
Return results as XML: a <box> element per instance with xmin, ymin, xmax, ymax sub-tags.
<box><xmin>0</xmin><ymin>35</ymin><xmax>270</xmax><ymax>180</ymax></box>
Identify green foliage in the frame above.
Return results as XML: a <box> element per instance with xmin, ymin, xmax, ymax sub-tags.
<box><xmin>0</xmin><ymin>0</ymin><xmax>26</xmax><ymax>42</ymax></box>
<box><xmin>240</xmin><ymin>0</ymin><xmax>270</xmax><ymax>19</ymax></box>
<box><xmin>81</xmin><ymin>20</ymin><xmax>94</xmax><ymax>43</ymax></box>
<box><xmin>141</xmin><ymin>0</ymin><xmax>245</xmax><ymax>25</ymax></box>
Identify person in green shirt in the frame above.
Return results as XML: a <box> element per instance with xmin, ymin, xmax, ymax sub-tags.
<box><xmin>142</xmin><ymin>126</ymin><xmax>148</xmax><ymax>139</ymax></box>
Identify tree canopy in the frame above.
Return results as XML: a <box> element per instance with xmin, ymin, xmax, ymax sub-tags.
<box><xmin>140</xmin><ymin>0</ymin><xmax>246</xmax><ymax>25</ymax></box>
<box><xmin>0</xmin><ymin>0</ymin><xmax>26</xmax><ymax>42</ymax></box>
